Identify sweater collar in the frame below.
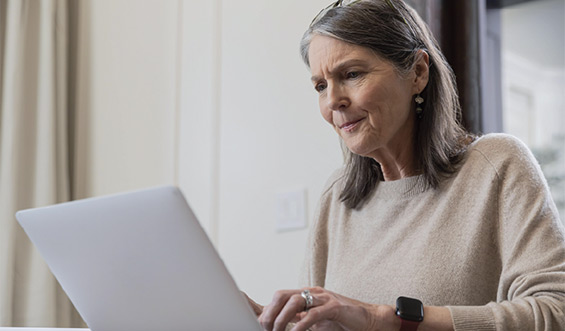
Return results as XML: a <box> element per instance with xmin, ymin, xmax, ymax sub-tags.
<box><xmin>372</xmin><ymin>175</ymin><xmax>430</xmax><ymax>199</ymax></box>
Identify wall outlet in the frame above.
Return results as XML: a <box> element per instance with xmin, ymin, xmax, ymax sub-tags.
<box><xmin>275</xmin><ymin>189</ymin><xmax>307</xmax><ymax>231</ymax></box>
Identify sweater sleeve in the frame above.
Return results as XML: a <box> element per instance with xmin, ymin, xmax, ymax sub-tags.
<box><xmin>448</xmin><ymin>135</ymin><xmax>565</xmax><ymax>331</ymax></box>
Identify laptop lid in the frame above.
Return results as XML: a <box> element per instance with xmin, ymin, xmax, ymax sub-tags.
<box><xmin>16</xmin><ymin>186</ymin><xmax>262</xmax><ymax>331</ymax></box>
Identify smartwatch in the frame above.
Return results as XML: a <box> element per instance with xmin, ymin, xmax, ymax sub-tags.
<box><xmin>396</xmin><ymin>296</ymin><xmax>424</xmax><ymax>331</ymax></box>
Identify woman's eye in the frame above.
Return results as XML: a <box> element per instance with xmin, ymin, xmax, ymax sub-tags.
<box><xmin>315</xmin><ymin>83</ymin><xmax>327</xmax><ymax>92</ymax></box>
<box><xmin>346</xmin><ymin>71</ymin><xmax>361</xmax><ymax>79</ymax></box>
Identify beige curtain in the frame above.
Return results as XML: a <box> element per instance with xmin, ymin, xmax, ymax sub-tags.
<box><xmin>0</xmin><ymin>0</ymin><xmax>84</xmax><ymax>327</ymax></box>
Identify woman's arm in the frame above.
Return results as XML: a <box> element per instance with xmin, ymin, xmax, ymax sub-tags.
<box><xmin>445</xmin><ymin>135</ymin><xmax>565</xmax><ymax>330</ymax></box>
<box><xmin>420</xmin><ymin>306</ymin><xmax>453</xmax><ymax>331</ymax></box>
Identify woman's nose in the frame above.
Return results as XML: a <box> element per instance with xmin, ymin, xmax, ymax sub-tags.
<box><xmin>326</xmin><ymin>84</ymin><xmax>350</xmax><ymax>111</ymax></box>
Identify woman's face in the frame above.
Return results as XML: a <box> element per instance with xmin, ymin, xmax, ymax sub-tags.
<box><xmin>308</xmin><ymin>35</ymin><xmax>427</xmax><ymax>160</ymax></box>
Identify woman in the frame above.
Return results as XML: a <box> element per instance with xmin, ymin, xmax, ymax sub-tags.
<box><xmin>248</xmin><ymin>0</ymin><xmax>565</xmax><ymax>330</ymax></box>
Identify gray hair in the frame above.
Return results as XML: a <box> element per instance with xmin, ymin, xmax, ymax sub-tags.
<box><xmin>301</xmin><ymin>0</ymin><xmax>472</xmax><ymax>209</ymax></box>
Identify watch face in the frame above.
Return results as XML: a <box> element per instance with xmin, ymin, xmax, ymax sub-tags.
<box><xmin>396</xmin><ymin>296</ymin><xmax>424</xmax><ymax>322</ymax></box>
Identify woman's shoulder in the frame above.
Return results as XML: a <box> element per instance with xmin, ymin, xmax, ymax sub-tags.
<box><xmin>470</xmin><ymin>133</ymin><xmax>530</xmax><ymax>155</ymax></box>
<box><xmin>465</xmin><ymin>132</ymin><xmax>542</xmax><ymax>178</ymax></box>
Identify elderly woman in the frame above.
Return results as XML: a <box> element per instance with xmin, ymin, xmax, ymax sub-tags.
<box><xmin>247</xmin><ymin>0</ymin><xmax>565</xmax><ymax>330</ymax></box>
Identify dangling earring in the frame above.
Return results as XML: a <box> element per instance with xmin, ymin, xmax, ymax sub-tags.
<box><xmin>415</xmin><ymin>94</ymin><xmax>424</xmax><ymax>119</ymax></box>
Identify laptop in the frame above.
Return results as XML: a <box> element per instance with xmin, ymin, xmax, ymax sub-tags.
<box><xmin>16</xmin><ymin>186</ymin><xmax>262</xmax><ymax>331</ymax></box>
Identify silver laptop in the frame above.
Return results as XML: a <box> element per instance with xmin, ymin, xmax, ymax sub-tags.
<box><xmin>16</xmin><ymin>186</ymin><xmax>262</xmax><ymax>331</ymax></box>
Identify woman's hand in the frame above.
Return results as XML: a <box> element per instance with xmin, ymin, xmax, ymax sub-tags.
<box><xmin>258</xmin><ymin>287</ymin><xmax>400</xmax><ymax>331</ymax></box>
<box><xmin>242</xmin><ymin>291</ymin><xmax>264</xmax><ymax>317</ymax></box>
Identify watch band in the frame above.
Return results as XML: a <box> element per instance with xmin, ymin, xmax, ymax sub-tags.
<box><xmin>399</xmin><ymin>318</ymin><xmax>420</xmax><ymax>331</ymax></box>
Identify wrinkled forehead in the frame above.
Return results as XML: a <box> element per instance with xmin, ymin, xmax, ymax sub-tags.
<box><xmin>308</xmin><ymin>34</ymin><xmax>387</xmax><ymax>75</ymax></box>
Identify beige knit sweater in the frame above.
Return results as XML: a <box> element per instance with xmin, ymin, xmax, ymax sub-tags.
<box><xmin>302</xmin><ymin>133</ymin><xmax>565</xmax><ymax>330</ymax></box>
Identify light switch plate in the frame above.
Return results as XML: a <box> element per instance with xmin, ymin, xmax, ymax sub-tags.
<box><xmin>275</xmin><ymin>189</ymin><xmax>307</xmax><ymax>231</ymax></box>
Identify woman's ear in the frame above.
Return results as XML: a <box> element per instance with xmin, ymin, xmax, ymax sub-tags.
<box><xmin>412</xmin><ymin>50</ymin><xmax>429</xmax><ymax>94</ymax></box>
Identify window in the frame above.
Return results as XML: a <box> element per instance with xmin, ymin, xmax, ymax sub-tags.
<box><xmin>501</xmin><ymin>0</ymin><xmax>565</xmax><ymax>221</ymax></box>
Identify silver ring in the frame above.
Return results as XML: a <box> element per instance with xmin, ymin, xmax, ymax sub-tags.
<box><xmin>301</xmin><ymin>289</ymin><xmax>314</xmax><ymax>311</ymax></box>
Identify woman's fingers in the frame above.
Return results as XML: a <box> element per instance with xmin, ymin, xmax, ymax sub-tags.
<box><xmin>272</xmin><ymin>294</ymin><xmax>310</xmax><ymax>331</ymax></box>
<box><xmin>261</xmin><ymin>287</ymin><xmax>367</xmax><ymax>331</ymax></box>
<box><xmin>291</xmin><ymin>303</ymin><xmax>338</xmax><ymax>331</ymax></box>
<box><xmin>292</xmin><ymin>291</ymin><xmax>393</xmax><ymax>331</ymax></box>
<box><xmin>290</xmin><ymin>292</ymin><xmax>338</xmax><ymax>331</ymax></box>
<box><xmin>260</xmin><ymin>290</ymin><xmax>300</xmax><ymax>330</ymax></box>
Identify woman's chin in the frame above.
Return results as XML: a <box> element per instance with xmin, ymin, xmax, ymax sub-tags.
<box><xmin>345</xmin><ymin>145</ymin><xmax>373</xmax><ymax>159</ymax></box>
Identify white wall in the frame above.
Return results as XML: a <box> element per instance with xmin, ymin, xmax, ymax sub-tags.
<box><xmin>177</xmin><ymin>0</ymin><xmax>222</xmax><ymax>243</ymax></box>
<box><xmin>78</xmin><ymin>0</ymin><xmax>343</xmax><ymax>305</ymax></box>
<box><xmin>215</xmin><ymin>0</ymin><xmax>342</xmax><ymax>304</ymax></box>
<box><xmin>75</xmin><ymin>0</ymin><xmax>179</xmax><ymax>199</ymax></box>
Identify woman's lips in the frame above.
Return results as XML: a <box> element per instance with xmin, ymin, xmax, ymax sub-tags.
<box><xmin>339</xmin><ymin>118</ymin><xmax>364</xmax><ymax>132</ymax></box>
